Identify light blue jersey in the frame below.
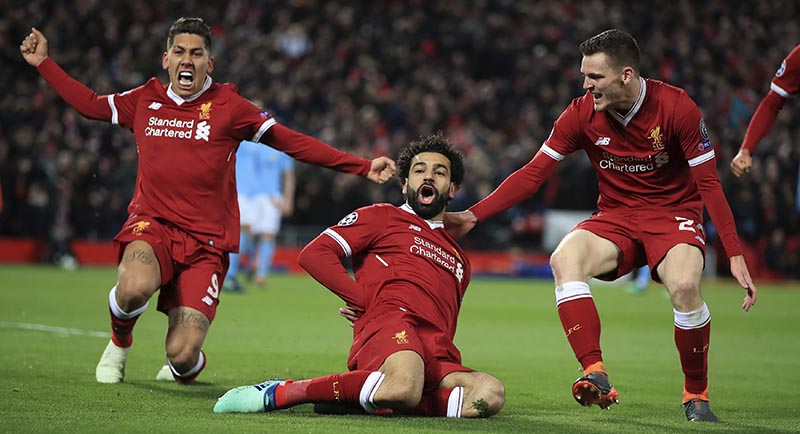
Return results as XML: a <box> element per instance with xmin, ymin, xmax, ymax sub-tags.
<box><xmin>236</xmin><ymin>140</ymin><xmax>294</xmax><ymax>198</ymax></box>
<box><xmin>226</xmin><ymin>140</ymin><xmax>295</xmax><ymax>290</ymax></box>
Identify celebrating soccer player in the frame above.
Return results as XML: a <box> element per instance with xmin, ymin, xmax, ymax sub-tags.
<box><xmin>214</xmin><ymin>133</ymin><xmax>505</xmax><ymax>418</ymax></box>
<box><xmin>731</xmin><ymin>44</ymin><xmax>800</xmax><ymax>177</ymax></box>
<box><xmin>446</xmin><ymin>29</ymin><xmax>758</xmax><ymax>422</ymax></box>
<box><xmin>19</xmin><ymin>17</ymin><xmax>396</xmax><ymax>385</ymax></box>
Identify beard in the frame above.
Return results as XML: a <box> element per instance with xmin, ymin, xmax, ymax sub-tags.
<box><xmin>405</xmin><ymin>183</ymin><xmax>450</xmax><ymax>220</ymax></box>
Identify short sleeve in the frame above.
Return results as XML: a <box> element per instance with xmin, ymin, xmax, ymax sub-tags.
<box><xmin>541</xmin><ymin>99</ymin><xmax>582</xmax><ymax>161</ymax></box>
<box><xmin>321</xmin><ymin>205</ymin><xmax>387</xmax><ymax>257</ymax></box>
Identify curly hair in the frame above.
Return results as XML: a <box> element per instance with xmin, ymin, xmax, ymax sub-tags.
<box><xmin>397</xmin><ymin>133</ymin><xmax>464</xmax><ymax>186</ymax></box>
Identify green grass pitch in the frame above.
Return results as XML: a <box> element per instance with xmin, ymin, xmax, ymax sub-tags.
<box><xmin>1</xmin><ymin>264</ymin><xmax>798</xmax><ymax>433</ymax></box>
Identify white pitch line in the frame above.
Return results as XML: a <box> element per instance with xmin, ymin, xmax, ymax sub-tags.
<box><xmin>0</xmin><ymin>321</ymin><xmax>110</xmax><ymax>338</ymax></box>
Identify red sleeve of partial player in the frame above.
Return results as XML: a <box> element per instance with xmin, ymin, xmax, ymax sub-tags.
<box><xmin>740</xmin><ymin>91</ymin><xmax>786</xmax><ymax>152</ymax></box>
<box><xmin>36</xmin><ymin>57</ymin><xmax>112</xmax><ymax>121</ymax></box>
<box><xmin>690</xmin><ymin>162</ymin><xmax>742</xmax><ymax>257</ymax></box>
<box><xmin>263</xmin><ymin>124</ymin><xmax>371</xmax><ymax>177</ymax></box>
<box><xmin>469</xmin><ymin>150</ymin><xmax>559</xmax><ymax>222</ymax></box>
<box><xmin>298</xmin><ymin>232</ymin><xmax>366</xmax><ymax>312</ymax></box>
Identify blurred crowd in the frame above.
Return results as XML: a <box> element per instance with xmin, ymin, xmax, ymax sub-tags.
<box><xmin>1</xmin><ymin>0</ymin><xmax>797</xmax><ymax>278</ymax></box>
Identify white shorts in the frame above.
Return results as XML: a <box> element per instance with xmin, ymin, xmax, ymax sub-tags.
<box><xmin>239</xmin><ymin>194</ymin><xmax>281</xmax><ymax>235</ymax></box>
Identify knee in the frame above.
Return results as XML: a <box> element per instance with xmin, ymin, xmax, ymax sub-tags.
<box><xmin>468</xmin><ymin>379</ymin><xmax>505</xmax><ymax>418</ymax></box>
<box><xmin>667</xmin><ymin>278</ymin><xmax>701</xmax><ymax>308</ymax></box>
<box><xmin>549</xmin><ymin>247</ymin><xmax>572</xmax><ymax>279</ymax></box>
<box><xmin>670</xmin><ymin>277</ymin><xmax>698</xmax><ymax>294</ymax></box>
<box><xmin>115</xmin><ymin>275</ymin><xmax>157</xmax><ymax>311</ymax></box>
<box><xmin>166</xmin><ymin>341</ymin><xmax>202</xmax><ymax>374</ymax></box>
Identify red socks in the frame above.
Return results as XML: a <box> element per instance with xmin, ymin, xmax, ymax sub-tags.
<box><xmin>557</xmin><ymin>297</ymin><xmax>603</xmax><ymax>370</ymax></box>
<box><xmin>675</xmin><ymin>322</ymin><xmax>711</xmax><ymax>397</ymax></box>
<box><xmin>673</xmin><ymin>303</ymin><xmax>712</xmax><ymax>399</ymax></box>
<box><xmin>275</xmin><ymin>370</ymin><xmax>373</xmax><ymax>408</ymax></box>
<box><xmin>109</xmin><ymin>306</ymin><xmax>139</xmax><ymax>348</ymax></box>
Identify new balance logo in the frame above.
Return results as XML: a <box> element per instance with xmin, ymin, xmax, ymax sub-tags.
<box><xmin>594</xmin><ymin>137</ymin><xmax>611</xmax><ymax>146</ymax></box>
<box><xmin>195</xmin><ymin>120</ymin><xmax>211</xmax><ymax>141</ymax></box>
<box><xmin>408</xmin><ymin>224</ymin><xmax>422</xmax><ymax>232</ymax></box>
<box><xmin>148</xmin><ymin>102</ymin><xmax>162</xmax><ymax>110</ymax></box>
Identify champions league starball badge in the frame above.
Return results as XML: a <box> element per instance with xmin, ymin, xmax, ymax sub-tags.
<box><xmin>337</xmin><ymin>212</ymin><xmax>359</xmax><ymax>226</ymax></box>
<box><xmin>699</xmin><ymin>118</ymin><xmax>709</xmax><ymax>140</ymax></box>
<box><xmin>776</xmin><ymin>59</ymin><xmax>787</xmax><ymax>77</ymax></box>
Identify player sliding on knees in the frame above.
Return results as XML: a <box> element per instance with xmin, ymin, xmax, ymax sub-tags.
<box><xmin>214</xmin><ymin>134</ymin><xmax>505</xmax><ymax>418</ymax></box>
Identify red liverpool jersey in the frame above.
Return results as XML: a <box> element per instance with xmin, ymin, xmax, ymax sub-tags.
<box><xmin>110</xmin><ymin>77</ymin><xmax>273</xmax><ymax>252</ymax></box>
<box><xmin>771</xmin><ymin>44</ymin><xmax>800</xmax><ymax>97</ymax></box>
<box><xmin>324</xmin><ymin>203</ymin><xmax>470</xmax><ymax>335</ymax></box>
<box><xmin>544</xmin><ymin>78</ymin><xmax>713</xmax><ymax>211</ymax></box>
<box><xmin>36</xmin><ymin>58</ymin><xmax>370</xmax><ymax>253</ymax></box>
<box><xmin>470</xmin><ymin>77</ymin><xmax>741</xmax><ymax>256</ymax></box>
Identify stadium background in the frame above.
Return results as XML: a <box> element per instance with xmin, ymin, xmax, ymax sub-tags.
<box><xmin>1</xmin><ymin>0</ymin><xmax>797</xmax><ymax>279</ymax></box>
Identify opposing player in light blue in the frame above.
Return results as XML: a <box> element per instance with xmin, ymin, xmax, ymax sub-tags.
<box><xmin>627</xmin><ymin>265</ymin><xmax>650</xmax><ymax>294</ymax></box>
<box><xmin>225</xmin><ymin>139</ymin><xmax>295</xmax><ymax>291</ymax></box>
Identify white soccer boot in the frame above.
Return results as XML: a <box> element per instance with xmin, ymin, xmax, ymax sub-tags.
<box><xmin>155</xmin><ymin>364</ymin><xmax>175</xmax><ymax>381</ymax></box>
<box><xmin>95</xmin><ymin>340</ymin><xmax>130</xmax><ymax>383</ymax></box>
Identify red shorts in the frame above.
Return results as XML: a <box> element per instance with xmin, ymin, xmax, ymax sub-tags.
<box><xmin>114</xmin><ymin>216</ymin><xmax>229</xmax><ymax>322</ymax></box>
<box><xmin>573</xmin><ymin>207</ymin><xmax>706</xmax><ymax>283</ymax></box>
<box><xmin>348</xmin><ymin>306</ymin><xmax>473</xmax><ymax>392</ymax></box>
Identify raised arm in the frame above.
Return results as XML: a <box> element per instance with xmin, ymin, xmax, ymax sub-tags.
<box><xmin>20</xmin><ymin>27</ymin><xmax>114</xmax><ymax>121</ymax></box>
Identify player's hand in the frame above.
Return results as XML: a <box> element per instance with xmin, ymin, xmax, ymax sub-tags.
<box><xmin>367</xmin><ymin>156</ymin><xmax>397</xmax><ymax>184</ymax></box>
<box><xmin>730</xmin><ymin>149</ymin><xmax>752</xmax><ymax>177</ymax></box>
<box><xmin>444</xmin><ymin>210</ymin><xmax>478</xmax><ymax>240</ymax></box>
<box><xmin>338</xmin><ymin>306</ymin><xmax>360</xmax><ymax>327</ymax></box>
<box><xmin>729</xmin><ymin>255</ymin><xmax>757</xmax><ymax>311</ymax></box>
<box><xmin>20</xmin><ymin>27</ymin><xmax>49</xmax><ymax>67</ymax></box>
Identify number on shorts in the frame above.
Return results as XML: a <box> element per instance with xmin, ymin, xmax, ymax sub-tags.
<box><xmin>201</xmin><ymin>273</ymin><xmax>220</xmax><ymax>306</ymax></box>
<box><xmin>675</xmin><ymin>216</ymin><xmax>696</xmax><ymax>233</ymax></box>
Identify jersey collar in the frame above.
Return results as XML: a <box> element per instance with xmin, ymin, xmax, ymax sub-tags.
<box><xmin>400</xmin><ymin>203</ymin><xmax>444</xmax><ymax>230</ymax></box>
<box><xmin>608</xmin><ymin>76</ymin><xmax>647</xmax><ymax>127</ymax></box>
<box><xmin>166</xmin><ymin>75</ymin><xmax>213</xmax><ymax>105</ymax></box>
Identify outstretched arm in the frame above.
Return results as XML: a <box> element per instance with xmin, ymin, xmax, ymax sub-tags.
<box><xmin>470</xmin><ymin>150</ymin><xmax>558</xmax><ymax>222</ymax></box>
<box><xmin>20</xmin><ymin>27</ymin><xmax>114</xmax><ymax>121</ymax></box>
<box><xmin>263</xmin><ymin>125</ymin><xmax>396</xmax><ymax>184</ymax></box>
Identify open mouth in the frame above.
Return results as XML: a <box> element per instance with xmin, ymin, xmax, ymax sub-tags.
<box><xmin>178</xmin><ymin>71</ymin><xmax>194</xmax><ymax>90</ymax></box>
<box><xmin>418</xmin><ymin>184</ymin><xmax>436</xmax><ymax>205</ymax></box>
